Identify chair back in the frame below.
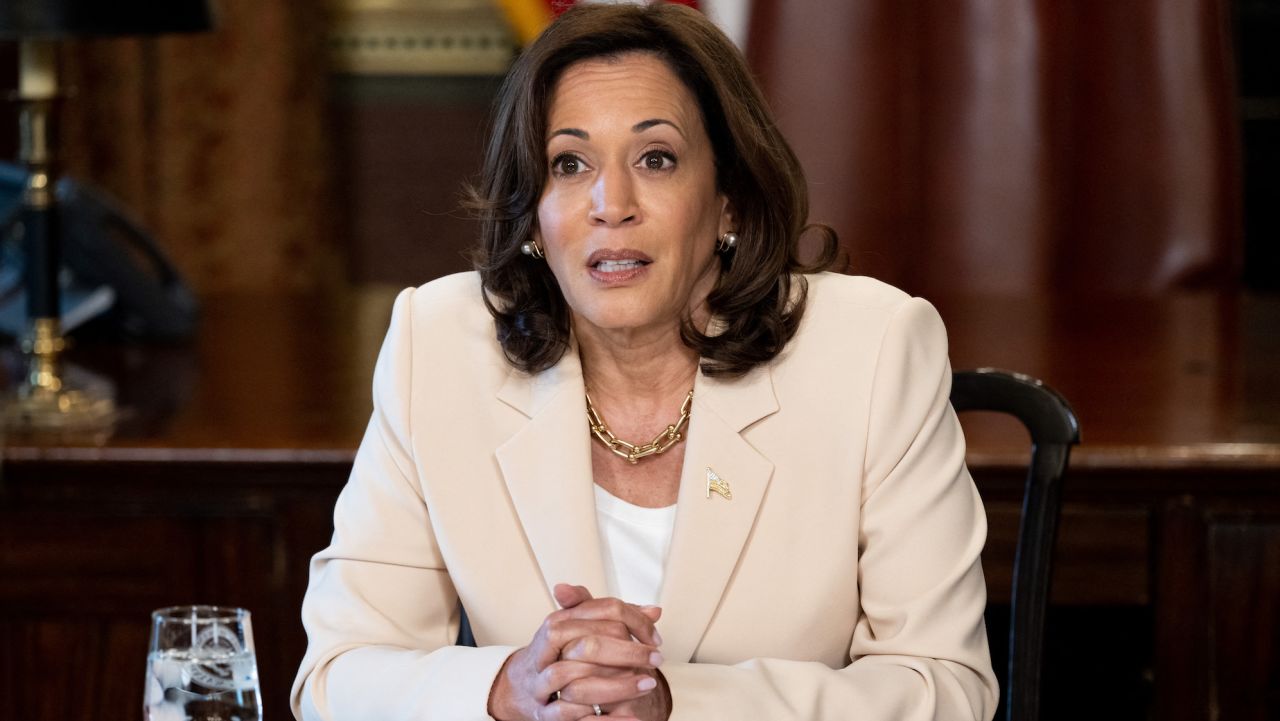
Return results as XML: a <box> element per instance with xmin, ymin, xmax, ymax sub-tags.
<box><xmin>950</xmin><ymin>368</ymin><xmax>1081</xmax><ymax>721</ymax></box>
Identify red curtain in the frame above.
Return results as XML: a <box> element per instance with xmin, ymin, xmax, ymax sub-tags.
<box><xmin>748</xmin><ymin>0</ymin><xmax>1241</xmax><ymax>296</ymax></box>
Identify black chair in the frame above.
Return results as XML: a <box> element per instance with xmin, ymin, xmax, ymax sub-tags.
<box><xmin>950</xmin><ymin>368</ymin><xmax>1081</xmax><ymax>721</ymax></box>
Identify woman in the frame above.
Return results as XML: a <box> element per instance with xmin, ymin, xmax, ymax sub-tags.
<box><xmin>292</xmin><ymin>5</ymin><xmax>997</xmax><ymax>721</ymax></box>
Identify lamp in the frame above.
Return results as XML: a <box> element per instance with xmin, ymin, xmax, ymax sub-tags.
<box><xmin>0</xmin><ymin>0</ymin><xmax>213</xmax><ymax>432</ymax></box>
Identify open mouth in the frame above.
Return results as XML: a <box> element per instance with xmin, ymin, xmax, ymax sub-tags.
<box><xmin>593</xmin><ymin>259</ymin><xmax>650</xmax><ymax>272</ymax></box>
<box><xmin>586</xmin><ymin>249</ymin><xmax>654</xmax><ymax>277</ymax></box>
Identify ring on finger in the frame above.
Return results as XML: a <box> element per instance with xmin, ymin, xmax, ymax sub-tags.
<box><xmin>592</xmin><ymin>704</ymin><xmax>603</xmax><ymax>716</ymax></box>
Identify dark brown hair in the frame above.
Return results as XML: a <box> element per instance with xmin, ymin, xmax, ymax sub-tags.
<box><xmin>469</xmin><ymin>2</ymin><xmax>836</xmax><ymax>377</ymax></box>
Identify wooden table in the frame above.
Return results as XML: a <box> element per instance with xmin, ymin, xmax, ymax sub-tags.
<box><xmin>2</xmin><ymin>288</ymin><xmax>1277</xmax><ymax>721</ymax></box>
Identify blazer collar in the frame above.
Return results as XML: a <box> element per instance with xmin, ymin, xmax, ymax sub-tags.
<box><xmin>495</xmin><ymin>342</ymin><xmax>610</xmax><ymax>607</ymax></box>
<box><xmin>495</xmin><ymin>344</ymin><xmax>780</xmax><ymax>661</ymax></box>
<box><xmin>658</xmin><ymin>362</ymin><xmax>777</xmax><ymax>661</ymax></box>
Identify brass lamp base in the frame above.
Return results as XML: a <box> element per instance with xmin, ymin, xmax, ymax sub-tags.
<box><xmin>3</xmin><ymin>318</ymin><xmax>116</xmax><ymax>433</ymax></box>
<box><xmin>5</xmin><ymin>384</ymin><xmax>117</xmax><ymax>431</ymax></box>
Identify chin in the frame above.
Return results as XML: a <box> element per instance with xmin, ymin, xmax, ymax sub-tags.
<box><xmin>573</xmin><ymin>305</ymin><xmax>668</xmax><ymax>334</ymax></box>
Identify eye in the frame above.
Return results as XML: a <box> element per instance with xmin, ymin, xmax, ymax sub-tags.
<box><xmin>551</xmin><ymin>152</ymin><xmax>587</xmax><ymax>176</ymax></box>
<box><xmin>640</xmin><ymin>150</ymin><xmax>676</xmax><ymax>171</ymax></box>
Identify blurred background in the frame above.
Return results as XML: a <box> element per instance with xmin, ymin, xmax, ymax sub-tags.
<box><xmin>0</xmin><ymin>1</ymin><xmax>1277</xmax><ymax>721</ymax></box>
<box><xmin>1</xmin><ymin>0</ymin><xmax>1272</xmax><ymax>299</ymax></box>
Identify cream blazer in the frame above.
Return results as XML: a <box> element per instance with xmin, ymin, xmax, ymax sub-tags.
<box><xmin>292</xmin><ymin>271</ymin><xmax>998</xmax><ymax>721</ymax></box>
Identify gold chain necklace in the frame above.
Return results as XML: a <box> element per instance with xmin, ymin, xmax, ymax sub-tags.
<box><xmin>586</xmin><ymin>390</ymin><xmax>693</xmax><ymax>465</ymax></box>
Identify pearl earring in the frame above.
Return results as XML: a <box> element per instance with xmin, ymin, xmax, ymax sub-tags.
<box><xmin>716</xmin><ymin>231</ymin><xmax>739</xmax><ymax>253</ymax></box>
<box><xmin>521</xmin><ymin>240</ymin><xmax>544</xmax><ymax>259</ymax></box>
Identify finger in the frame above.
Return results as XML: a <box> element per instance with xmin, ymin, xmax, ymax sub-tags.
<box><xmin>549</xmin><ymin>619</ymin><xmax>634</xmax><ymax>644</ymax></box>
<box><xmin>533</xmin><ymin>660</ymin><xmax>626</xmax><ymax>699</ymax></box>
<box><xmin>552</xmin><ymin>597</ymin><xmax>662</xmax><ymax>646</ymax></box>
<box><xmin>553</xmin><ymin>583</ymin><xmax>594</xmax><ymax>609</ymax></box>
<box><xmin>560</xmin><ymin>634</ymin><xmax>663</xmax><ymax>670</ymax></box>
<box><xmin>557</xmin><ymin>672</ymin><xmax>660</xmax><ymax>707</ymax></box>
<box><xmin>532</xmin><ymin>619</ymin><xmax>634</xmax><ymax>671</ymax></box>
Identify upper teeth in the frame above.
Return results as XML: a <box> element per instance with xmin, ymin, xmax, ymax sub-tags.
<box><xmin>596</xmin><ymin>260</ymin><xmax>642</xmax><ymax>272</ymax></box>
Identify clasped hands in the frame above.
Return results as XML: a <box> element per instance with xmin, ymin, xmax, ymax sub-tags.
<box><xmin>488</xmin><ymin>583</ymin><xmax>671</xmax><ymax>721</ymax></box>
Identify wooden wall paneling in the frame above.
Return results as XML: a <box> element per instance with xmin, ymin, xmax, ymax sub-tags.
<box><xmin>981</xmin><ymin>500</ymin><xmax>1150</xmax><ymax>606</ymax></box>
<box><xmin>1206</xmin><ymin>512</ymin><xmax>1280</xmax><ymax>721</ymax></box>
<box><xmin>330</xmin><ymin>76</ymin><xmax>497</xmax><ymax>286</ymax></box>
<box><xmin>57</xmin><ymin>0</ymin><xmax>343</xmax><ymax>294</ymax></box>
<box><xmin>0</xmin><ymin>515</ymin><xmax>199</xmax><ymax>720</ymax></box>
<box><xmin>193</xmin><ymin>515</ymin><xmax>284</xmax><ymax>718</ymax></box>
<box><xmin>275</xmin><ymin>489</ymin><xmax>349</xmax><ymax>708</ymax></box>
<box><xmin>4</xmin><ymin>619</ymin><xmax>110</xmax><ymax>720</ymax></box>
<box><xmin>0</xmin><ymin>622</ymin><xmax>9</xmax><ymax>721</ymax></box>
<box><xmin>0</xmin><ymin>515</ymin><xmax>198</xmax><ymax>612</ymax></box>
<box><xmin>1150</xmin><ymin>496</ymin><xmax>1280</xmax><ymax>721</ymax></box>
<box><xmin>102</xmin><ymin>621</ymin><xmax>154</xmax><ymax>721</ymax></box>
<box><xmin>0</xmin><ymin>460</ymin><xmax>348</xmax><ymax>721</ymax></box>
<box><xmin>1154</xmin><ymin>497</ymin><xmax>1212</xmax><ymax>721</ymax></box>
<box><xmin>1049</xmin><ymin>505</ymin><xmax>1151</xmax><ymax>606</ymax></box>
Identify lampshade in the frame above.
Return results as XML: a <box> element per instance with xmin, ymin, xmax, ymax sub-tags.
<box><xmin>0</xmin><ymin>0</ymin><xmax>214</xmax><ymax>38</ymax></box>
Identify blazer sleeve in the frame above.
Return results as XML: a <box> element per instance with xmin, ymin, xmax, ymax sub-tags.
<box><xmin>290</xmin><ymin>287</ymin><xmax>517</xmax><ymax>721</ymax></box>
<box><xmin>660</xmin><ymin>298</ymin><xmax>998</xmax><ymax>721</ymax></box>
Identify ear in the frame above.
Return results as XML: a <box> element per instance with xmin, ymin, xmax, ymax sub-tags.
<box><xmin>717</xmin><ymin>194</ymin><xmax>736</xmax><ymax>236</ymax></box>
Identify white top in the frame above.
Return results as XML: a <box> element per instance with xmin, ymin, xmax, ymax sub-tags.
<box><xmin>593</xmin><ymin>483</ymin><xmax>678</xmax><ymax>607</ymax></box>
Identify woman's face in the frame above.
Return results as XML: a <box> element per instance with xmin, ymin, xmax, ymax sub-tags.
<box><xmin>535</xmin><ymin>52</ymin><xmax>732</xmax><ymax>340</ymax></box>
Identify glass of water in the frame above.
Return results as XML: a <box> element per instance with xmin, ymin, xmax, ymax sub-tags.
<box><xmin>144</xmin><ymin>606</ymin><xmax>262</xmax><ymax>721</ymax></box>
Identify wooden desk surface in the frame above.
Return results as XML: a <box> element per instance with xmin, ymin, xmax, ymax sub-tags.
<box><xmin>935</xmin><ymin>292</ymin><xmax>1280</xmax><ymax>473</ymax></box>
<box><xmin>5</xmin><ymin>287</ymin><xmax>1278</xmax><ymax>475</ymax></box>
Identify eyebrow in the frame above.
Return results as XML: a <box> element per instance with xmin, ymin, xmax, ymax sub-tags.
<box><xmin>546</xmin><ymin>118</ymin><xmax>685</xmax><ymax>142</ymax></box>
<box><xmin>548</xmin><ymin>128</ymin><xmax>589</xmax><ymax>140</ymax></box>
<box><xmin>633</xmin><ymin>118</ymin><xmax>684</xmax><ymax>137</ymax></box>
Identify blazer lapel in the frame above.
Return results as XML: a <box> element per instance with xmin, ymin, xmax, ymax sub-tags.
<box><xmin>658</xmin><ymin>363</ymin><xmax>778</xmax><ymax>662</ymax></box>
<box><xmin>495</xmin><ymin>351</ymin><xmax>610</xmax><ymax>607</ymax></box>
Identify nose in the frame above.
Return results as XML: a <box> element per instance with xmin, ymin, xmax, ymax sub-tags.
<box><xmin>589</xmin><ymin>165</ymin><xmax>639</xmax><ymax>226</ymax></box>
